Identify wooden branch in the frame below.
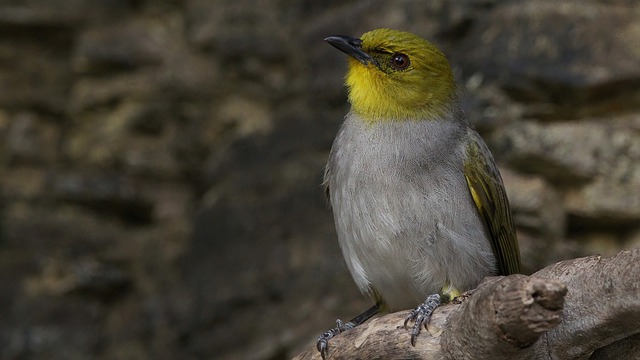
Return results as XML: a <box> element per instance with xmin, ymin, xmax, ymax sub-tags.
<box><xmin>441</xmin><ymin>275</ymin><xmax>565</xmax><ymax>360</ymax></box>
<box><xmin>292</xmin><ymin>246</ymin><xmax>640</xmax><ymax>360</ymax></box>
<box><xmin>532</xmin><ymin>246</ymin><xmax>640</xmax><ymax>359</ymax></box>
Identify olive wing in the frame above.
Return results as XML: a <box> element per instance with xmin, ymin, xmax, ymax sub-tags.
<box><xmin>463</xmin><ymin>133</ymin><xmax>521</xmax><ymax>275</ymax></box>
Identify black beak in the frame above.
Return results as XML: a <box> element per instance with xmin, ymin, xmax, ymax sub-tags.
<box><xmin>324</xmin><ymin>35</ymin><xmax>378</xmax><ymax>66</ymax></box>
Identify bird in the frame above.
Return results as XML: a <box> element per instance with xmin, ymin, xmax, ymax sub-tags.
<box><xmin>317</xmin><ymin>28</ymin><xmax>521</xmax><ymax>358</ymax></box>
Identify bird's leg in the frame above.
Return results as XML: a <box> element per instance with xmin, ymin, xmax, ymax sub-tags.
<box><xmin>404</xmin><ymin>285</ymin><xmax>461</xmax><ymax>346</ymax></box>
<box><xmin>317</xmin><ymin>303</ymin><xmax>380</xmax><ymax>359</ymax></box>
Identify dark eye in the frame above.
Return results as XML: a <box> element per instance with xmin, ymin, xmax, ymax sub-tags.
<box><xmin>391</xmin><ymin>53</ymin><xmax>410</xmax><ymax>70</ymax></box>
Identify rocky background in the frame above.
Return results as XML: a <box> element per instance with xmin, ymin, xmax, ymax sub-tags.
<box><xmin>0</xmin><ymin>0</ymin><xmax>639</xmax><ymax>359</ymax></box>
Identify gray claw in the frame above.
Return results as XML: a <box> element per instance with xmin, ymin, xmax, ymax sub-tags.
<box><xmin>317</xmin><ymin>319</ymin><xmax>348</xmax><ymax>359</ymax></box>
<box><xmin>404</xmin><ymin>294</ymin><xmax>441</xmax><ymax>346</ymax></box>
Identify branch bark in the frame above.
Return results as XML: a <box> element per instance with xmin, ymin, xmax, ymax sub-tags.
<box><xmin>292</xmin><ymin>245</ymin><xmax>640</xmax><ymax>360</ymax></box>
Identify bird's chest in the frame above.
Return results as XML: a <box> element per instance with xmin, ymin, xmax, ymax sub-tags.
<box><xmin>327</xmin><ymin>118</ymin><xmax>469</xmax><ymax>259</ymax></box>
<box><xmin>329</xmin><ymin>131</ymin><xmax>453</xmax><ymax>242</ymax></box>
<box><xmin>330</xmin><ymin>119</ymin><xmax>457</xmax><ymax>217</ymax></box>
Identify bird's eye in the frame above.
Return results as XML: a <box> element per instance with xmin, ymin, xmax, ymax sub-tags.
<box><xmin>391</xmin><ymin>53</ymin><xmax>410</xmax><ymax>70</ymax></box>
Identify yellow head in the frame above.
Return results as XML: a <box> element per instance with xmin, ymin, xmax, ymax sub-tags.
<box><xmin>325</xmin><ymin>28</ymin><xmax>455</xmax><ymax>122</ymax></box>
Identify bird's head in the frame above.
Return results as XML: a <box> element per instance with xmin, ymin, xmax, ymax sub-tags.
<box><xmin>325</xmin><ymin>28</ymin><xmax>455</xmax><ymax>122</ymax></box>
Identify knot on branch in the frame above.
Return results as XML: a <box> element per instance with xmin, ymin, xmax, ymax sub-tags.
<box><xmin>494</xmin><ymin>275</ymin><xmax>567</xmax><ymax>347</ymax></box>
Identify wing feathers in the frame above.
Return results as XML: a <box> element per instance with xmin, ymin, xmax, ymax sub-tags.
<box><xmin>463</xmin><ymin>133</ymin><xmax>521</xmax><ymax>275</ymax></box>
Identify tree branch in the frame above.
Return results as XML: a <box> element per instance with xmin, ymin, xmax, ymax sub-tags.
<box><xmin>292</xmin><ymin>246</ymin><xmax>640</xmax><ymax>360</ymax></box>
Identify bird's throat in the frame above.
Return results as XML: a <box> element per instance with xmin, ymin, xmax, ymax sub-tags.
<box><xmin>345</xmin><ymin>63</ymin><xmax>454</xmax><ymax>123</ymax></box>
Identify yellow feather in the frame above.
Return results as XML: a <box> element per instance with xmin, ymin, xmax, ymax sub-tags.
<box><xmin>465</xmin><ymin>174</ymin><xmax>484</xmax><ymax>212</ymax></box>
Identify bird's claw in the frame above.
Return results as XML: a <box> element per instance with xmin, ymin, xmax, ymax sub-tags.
<box><xmin>317</xmin><ymin>319</ymin><xmax>350</xmax><ymax>359</ymax></box>
<box><xmin>403</xmin><ymin>294</ymin><xmax>441</xmax><ymax>346</ymax></box>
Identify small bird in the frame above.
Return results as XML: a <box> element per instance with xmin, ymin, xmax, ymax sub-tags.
<box><xmin>318</xmin><ymin>28</ymin><xmax>521</xmax><ymax>358</ymax></box>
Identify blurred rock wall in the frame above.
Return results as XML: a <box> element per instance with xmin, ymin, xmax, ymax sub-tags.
<box><xmin>0</xmin><ymin>0</ymin><xmax>639</xmax><ymax>359</ymax></box>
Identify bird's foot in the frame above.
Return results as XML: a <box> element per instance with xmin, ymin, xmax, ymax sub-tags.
<box><xmin>317</xmin><ymin>319</ymin><xmax>353</xmax><ymax>359</ymax></box>
<box><xmin>403</xmin><ymin>293</ymin><xmax>441</xmax><ymax>346</ymax></box>
<box><xmin>316</xmin><ymin>303</ymin><xmax>380</xmax><ymax>359</ymax></box>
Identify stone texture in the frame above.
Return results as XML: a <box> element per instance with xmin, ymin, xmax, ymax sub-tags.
<box><xmin>491</xmin><ymin>115</ymin><xmax>640</xmax><ymax>182</ymax></box>
<box><xmin>456</xmin><ymin>1</ymin><xmax>640</xmax><ymax>119</ymax></box>
<box><xmin>0</xmin><ymin>1</ymin><xmax>639</xmax><ymax>359</ymax></box>
<box><xmin>74</xmin><ymin>21</ymin><xmax>166</xmax><ymax>74</ymax></box>
<box><xmin>500</xmin><ymin>169</ymin><xmax>567</xmax><ymax>273</ymax></box>
<box><xmin>565</xmin><ymin>177</ymin><xmax>640</xmax><ymax>227</ymax></box>
<box><xmin>501</xmin><ymin>169</ymin><xmax>565</xmax><ymax>237</ymax></box>
<box><xmin>4</xmin><ymin>112</ymin><xmax>60</xmax><ymax>165</ymax></box>
<box><xmin>492</xmin><ymin>114</ymin><xmax>640</xmax><ymax>230</ymax></box>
